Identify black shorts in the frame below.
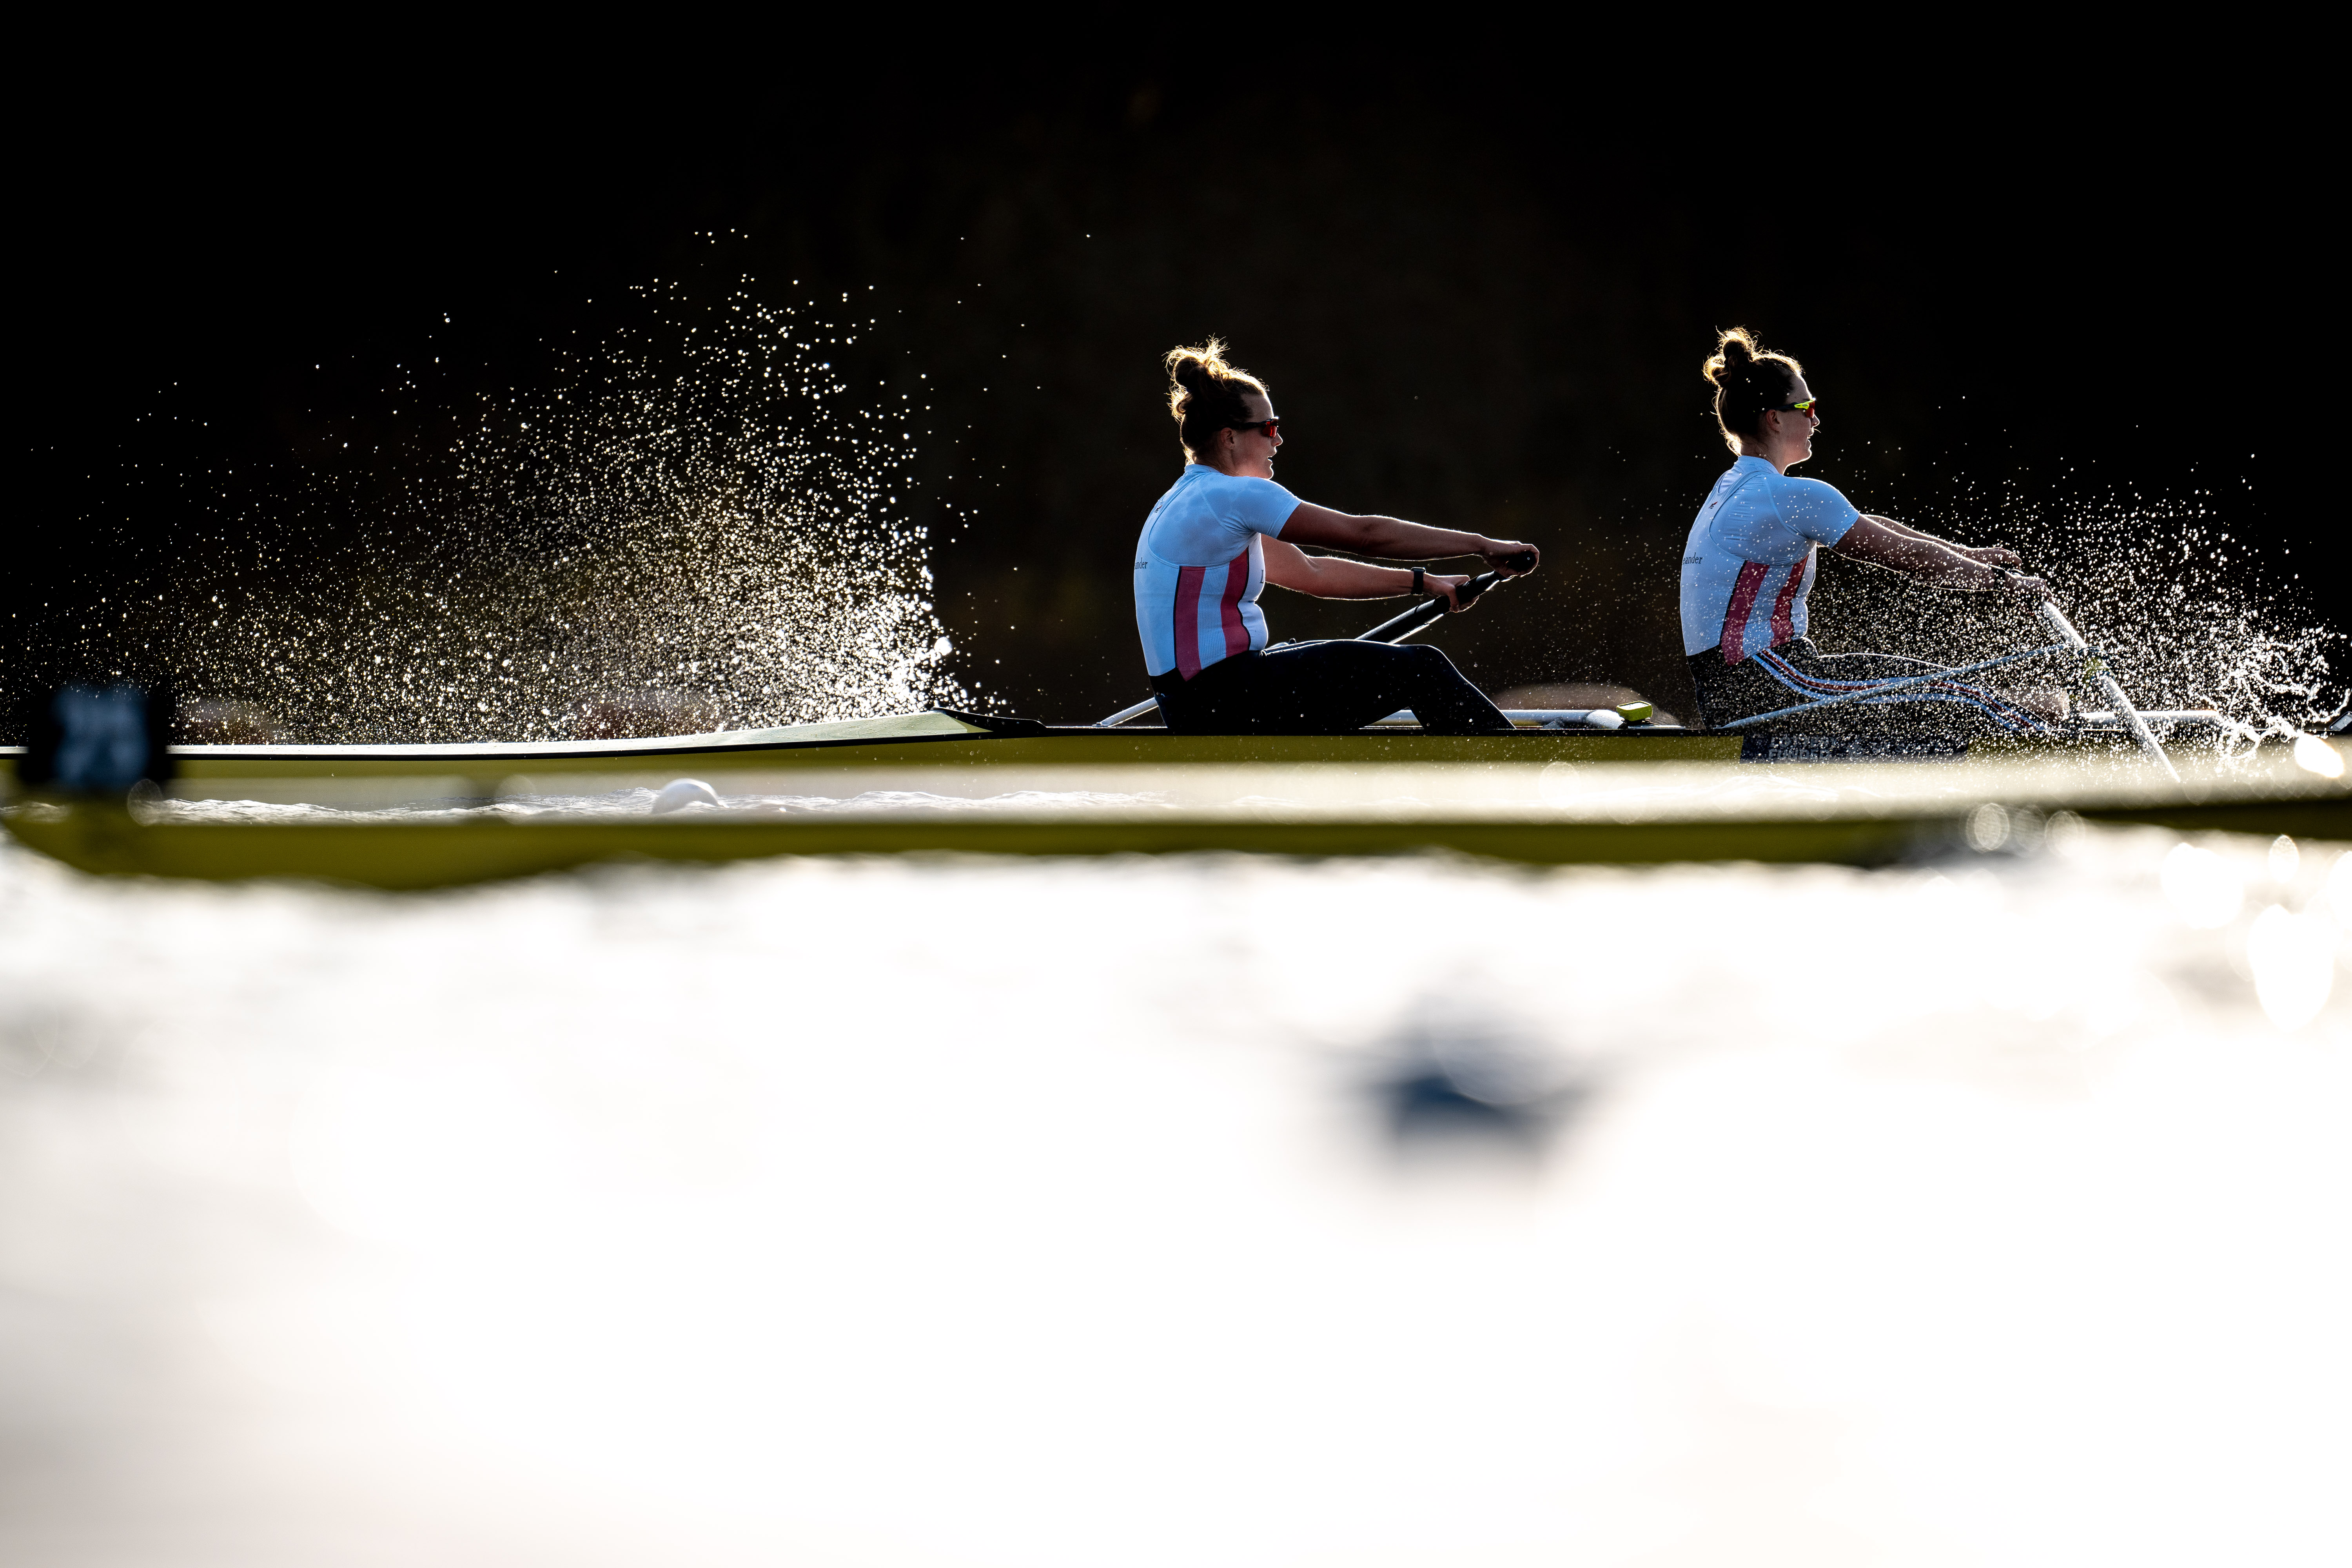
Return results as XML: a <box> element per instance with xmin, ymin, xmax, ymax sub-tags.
<box><xmin>1153</xmin><ymin>641</ymin><xmax>1512</xmax><ymax>735</ymax></box>
<box><xmin>1688</xmin><ymin>638</ymin><xmax>2054</xmax><ymax>742</ymax></box>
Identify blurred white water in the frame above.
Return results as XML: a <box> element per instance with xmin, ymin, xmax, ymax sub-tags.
<box><xmin>2</xmin><ymin>831</ymin><xmax>2348</xmax><ymax>1567</ymax></box>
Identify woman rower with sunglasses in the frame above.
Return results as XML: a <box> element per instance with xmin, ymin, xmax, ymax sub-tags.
<box><xmin>1138</xmin><ymin>340</ymin><xmax>1539</xmax><ymax>734</ymax></box>
<box><xmin>1681</xmin><ymin>328</ymin><xmax>2064</xmax><ymax>740</ymax></box>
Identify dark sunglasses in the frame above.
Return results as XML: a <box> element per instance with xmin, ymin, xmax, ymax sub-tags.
<box><xmin>1226</xmin><ymin>417</ymin><xmax>1281</xmax><ymax>438</ymax></box>
<box><xmin>1770</xmin><ymin>399</ymin><xmax>1820</xmax><ymax>416</ymax></box>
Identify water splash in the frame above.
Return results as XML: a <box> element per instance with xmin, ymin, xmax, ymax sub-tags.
<box><xmin>1812</xmin><ymin>481</ymin><xmax>2345</xmax><ymax>734</ymax></box>
<box><xmin>111</xmin><ymin>282</ymin><xmax>969</xmax><ymax>744</ymax></box>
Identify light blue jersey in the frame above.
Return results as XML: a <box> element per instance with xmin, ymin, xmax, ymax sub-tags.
<box><xmin>1134</xmin><ymin>466</ymin><xmax>1298</xmax><ymax>679</ymax></box>
<box><xmin>1679</xmin><ymin>457</ymin><xmax>1861</xmax><ymax>661</ymax></box>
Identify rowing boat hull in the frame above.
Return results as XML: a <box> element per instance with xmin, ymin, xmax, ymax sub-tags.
<box><xmin>8</xmin><ymin>747</ymin><xmax>2343</xmax><ymax>889</ymax></box>
<box><xmin>7</xmin><ymin>712</ymin><xmax>2340</xmax><ymax>888</ymax></box>
<box><xmin>9</xmin><ymin>791</ymin><xmax>2345</xmax><ymax>891</ymax></box>
<box><xmin>0</xmin><ymin>808</ymin><xmax>1953</xmax><ymax>887</ymax></box>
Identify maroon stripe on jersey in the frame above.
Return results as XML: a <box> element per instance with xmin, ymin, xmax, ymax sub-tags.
<box><xmin>1720</xmin><ymin>559</ymin><xmax>1771</xmax><ymax>664</ymax></box>
<box><xmin>1173</xmin><ymin>566</ymin><xmax>1208</xmax><ymax>679</ymax></box>
<box><xmin>1768</xmin><ymin>550</ymin><xmax>1810</xmax><ymax>649</ymax></box>
<box><xmin>1216</xmin><ymin>556</ymin><xmax>1250</xmax><ymax>659</ymax></box>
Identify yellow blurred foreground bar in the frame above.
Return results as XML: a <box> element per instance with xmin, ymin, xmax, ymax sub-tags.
<box><xmin>4</xmin><ymin>744</ymin><xmax>2342</xmax><ymax>889</ymax></box>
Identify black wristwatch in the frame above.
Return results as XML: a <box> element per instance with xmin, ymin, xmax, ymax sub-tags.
<box><xmin>1411</xmin><ymin>566</ymin><xmax>1426</xmax><ymax>597</ymax></box>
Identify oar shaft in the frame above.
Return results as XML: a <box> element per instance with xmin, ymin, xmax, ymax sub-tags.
<box><xmin>1357</xmin><ymin>568</ymin><xmax>1509</xmax><ymax>645</ymax></box>
<box><xmin>1095</xmin><ymin>699</ymin><xmax>1161</xmax><ymax>728</ymax></box>
<box><xmin>2035</xmin><ymin>600</ymin><xmax>2181</xmax><ymax>782</ymax></box>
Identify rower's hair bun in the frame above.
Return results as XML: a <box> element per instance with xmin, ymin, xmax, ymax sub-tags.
<box><xmin>1704</xmin><ymin>327</ymin><xmax>1759</xmax><ymax>383</ymax></box>
<box><xmin>1168</xmin><ymin>347</ymin><xmax>1220</xmax><ymax>393</ymax></box>
<box><xmin>1702</xmin><ymin>327</ymin><xmax>1803</xmax><ymax>455</ymax></box>
<box><xmin>1164</xmin><ymin>338</ymin><xmax>1269</xmax><ymax>464</ymax></box>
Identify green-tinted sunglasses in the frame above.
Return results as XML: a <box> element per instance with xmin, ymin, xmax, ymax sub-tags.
<box><xmin>1771</xmin><ymin>399</ymin><xmax>1820</xmax><ymax>416</ymax></box>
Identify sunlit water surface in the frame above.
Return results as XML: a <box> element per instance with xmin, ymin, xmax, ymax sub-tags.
<box><xmin>3</xmin><ymin>831</ymin><xmax>2347</xmax><ymax>1567</ymax></box>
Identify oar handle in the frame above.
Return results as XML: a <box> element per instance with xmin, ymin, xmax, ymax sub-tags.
<box><xmin>1452</xmin><ymin>568</ymin><xmax>1506</xmax><ymax>607</ymax></box>
<box><xmin>1357</xmin><ymin>557</ymin><xmax>1530</xmax><ymax>646</ymax></box>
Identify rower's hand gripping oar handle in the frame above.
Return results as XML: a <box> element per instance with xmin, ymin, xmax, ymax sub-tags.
<box><xmin>1357</xmin><ymin>552</ymin><xmax>1537</xmax><ymax>647</ymax></box>
<box><xmin>1358</xmin><ymin>575</ymin><xmax>1493</xmax><ymax>645</ymax></box>
<box><xmin>1452</xmin><ymin>550</ymin><xmax>1537</xmax><ymax>608</ymax></box>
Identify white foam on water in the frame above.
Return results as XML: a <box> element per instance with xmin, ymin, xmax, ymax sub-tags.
<box><xmin>2</xmin><ymin>830</ymin><xmax>2347</xmax><ymax>1566</ymax></box>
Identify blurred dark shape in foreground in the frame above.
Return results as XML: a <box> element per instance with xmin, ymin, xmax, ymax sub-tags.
<box><xmin>1370</xmin><ymin>1007</ymin><xmax>1593</xmax><ymax>1165</ymax></box>
<box><xmin>16</xmin><ymin>684</ymin><xmax>174</xmax><ymax>796</ymax></box>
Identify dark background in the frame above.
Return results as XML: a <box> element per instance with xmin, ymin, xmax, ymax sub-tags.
<box><xmin>12</xmin><ymin>58</ymin><xmax>2334</xmax><ymax>730</ymax></box>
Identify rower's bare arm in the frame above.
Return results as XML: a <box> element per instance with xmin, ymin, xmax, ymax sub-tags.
<box><xmin>1280</xmin><ymin>502</ymin><xmax>1540</xmax><ymax>575</ymax></box>
<box><xmin>1259</xmin><ymin>537</ymin><xmax>1474</xmax><ymax>606</ymax></box>
<box><xmin>1868</xmin><ymin>514</ymin><xmax>2022</xmax><ymax>567</ymax></box>
<box><xmin>1834</xmin><ymin>515</ymin><xmax>2047</xmax><ymax>597</ymax></box>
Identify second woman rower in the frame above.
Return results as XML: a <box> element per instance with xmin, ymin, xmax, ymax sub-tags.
<box><xmin>1140</xmin><ymin>340</ymin><xmax>1539</xmax><ymax>734</ymax></box>
<box><xmin>1681</xmin><ymin>328</ymin><xmax>2065</xmax><ymax>740</ymax></box>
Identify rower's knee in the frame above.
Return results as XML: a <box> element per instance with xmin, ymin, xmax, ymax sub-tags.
<box><xmin>1399</xmin><ymin>642</ymin><xmax>1456</xmax><ymax>674</ymax></box>
<box><xmin>1406</xmin><ymin>643</ymin><xmax>1478</xmax><ymax>691</ymax></box>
